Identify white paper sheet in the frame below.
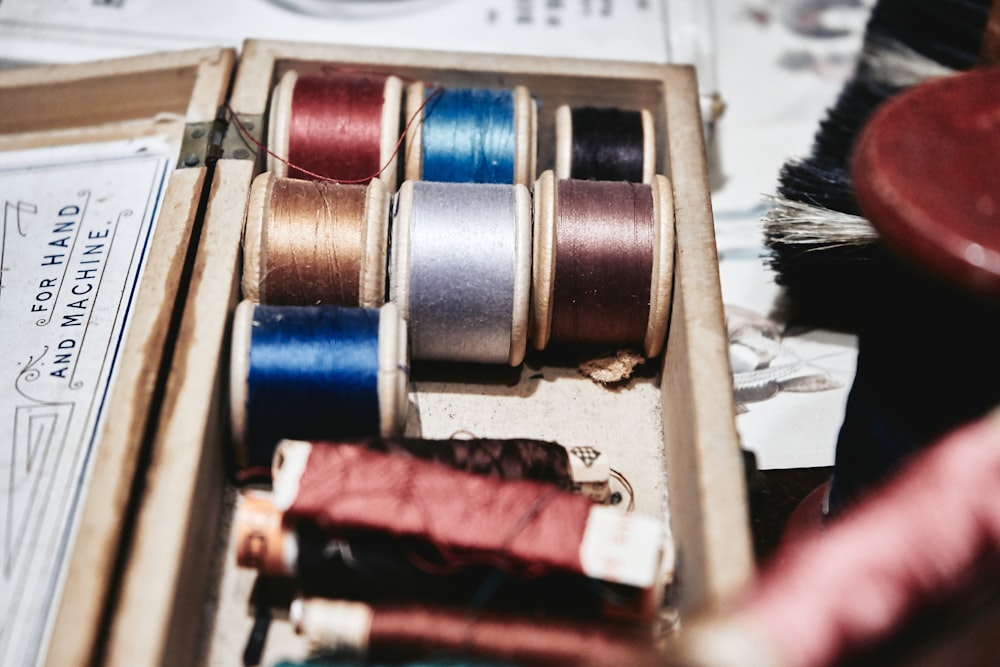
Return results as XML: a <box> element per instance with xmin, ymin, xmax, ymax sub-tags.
<box><xmin>0</xmin><ymin>136</ymin><xmax>173</xmax><ymax>666</ymax></box>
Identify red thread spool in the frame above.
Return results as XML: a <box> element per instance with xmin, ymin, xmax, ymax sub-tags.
<box><xmin>268</xmin><ymin>69</ymin><xmax>403</xmax><ymax>185</ymax></box>
<box><xmin>290</xmin><ymin>598</ymin><xmax>658</xmax><ymax>666</ymax></box>
<box><xmin>531</xmin><ymin>170</ymin><xmax>675</xmax><ymax>357</ymax></box>
<box><xmin>270</xmin><ymin>442</ymin><xmax>668</xmax><ymax>600</ymax></box>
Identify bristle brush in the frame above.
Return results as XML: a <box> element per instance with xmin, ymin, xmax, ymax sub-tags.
<box><xmin>763</xmin><ymin>0</ymin><xmax>994</xmax><ymax>329</ymax></box>
<box><xmin>828</xmin><ymin>64</ymin><xmax>1000</xmax><ymax>514</ymax></box>
<box><xmin>661</xmin><ymin>57</ymin><xmax>1000</xmax><ymax>667</ymax></box>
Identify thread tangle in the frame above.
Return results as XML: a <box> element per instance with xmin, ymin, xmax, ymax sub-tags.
<box><xmin>551</xmin><ymin>179</ymin><xmax>654</xmax><ymax>349</ymax></box>
<box><xmin>419</xmin><ymin>87</ymin><xmax>517</xmax><ymax>183</ymax></box>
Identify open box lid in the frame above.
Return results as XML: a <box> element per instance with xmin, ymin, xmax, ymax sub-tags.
<box><xmin>0</xmin><ymin>47</ymin><xmax>236</xmax><ymax>667</ymax></box>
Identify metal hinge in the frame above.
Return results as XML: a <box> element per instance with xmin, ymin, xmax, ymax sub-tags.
<box><xmin>177</xmin><ymin>110</ymin><xmax>264</xmax><ymax>169</ymax></box>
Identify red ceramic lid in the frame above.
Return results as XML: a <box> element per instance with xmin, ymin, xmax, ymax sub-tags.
<box><xmin>851</xmin><ymin>67</ymin><xmax>1000</xmax><ymax>298</ymax></box>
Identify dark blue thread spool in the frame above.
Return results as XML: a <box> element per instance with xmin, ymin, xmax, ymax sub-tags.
<box><xmin>229</xmin><ymin>300</ymin><xmax>408</xmax><ymax>469</ymax></box>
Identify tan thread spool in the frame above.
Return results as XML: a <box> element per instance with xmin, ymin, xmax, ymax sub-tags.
<box><xmin>242</xmin><ymin>171</ymin><xmax>389</xmax><ymax>307</ymax></box>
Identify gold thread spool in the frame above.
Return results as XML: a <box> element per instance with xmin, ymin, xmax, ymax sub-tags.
<box><xmin>554</xmin><ymin>104</ymin><xmax>656</xmax><ymax>184</ymax></box>
<box><xmin>267</xmin><ymin>69</ymin><xmax>404</xmax><ymax>187</ymax></box>
<box><xmin>242</xmin><ymin>171</ymin><xmax>389</xmax><ymax>307</ymax></box>
<box><xmin>531</xmin><ymin>169</ymin><xmax>675</xmax><ymax>358</ymax></box>
<box><xmin>403</xmin><ymin>82</ymin><xmax>537</xmax><ymax>187</ymax></box>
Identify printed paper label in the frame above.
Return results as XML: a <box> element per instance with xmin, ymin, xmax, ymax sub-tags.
<box><xmin>579</xmin><ymin>504</ymin><xmax>663</xmax><ymax>588</ymax></box>
<box><xmin>0</xmin><ymin>137</ymin><xmax>173</xmax><ymax>666</ymax></box>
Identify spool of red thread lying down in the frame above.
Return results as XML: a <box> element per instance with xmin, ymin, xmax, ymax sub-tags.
<box><xmin>260</xmin><ymin>442</ymin><xmax>671</xmax><ymax>619</ymax></box>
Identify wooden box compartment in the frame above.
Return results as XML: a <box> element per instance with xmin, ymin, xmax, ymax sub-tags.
<box><xmin>0</xmin><ymin>39</ymin><xmax>753</xmax><ymax>667</ymax></box>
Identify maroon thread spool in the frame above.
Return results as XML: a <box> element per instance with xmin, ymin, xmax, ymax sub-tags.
<box><xmin>267</xmin><ymin>69</ymin><xmax>403</xmax><ymax>186</ymax></box>
<box><xmin>531</xmin><ymin>170</ymin><xmax>675</xmax><ymax>358</ymax></box>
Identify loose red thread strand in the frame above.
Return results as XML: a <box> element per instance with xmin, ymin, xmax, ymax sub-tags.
<box><xmin>226</xmin><ymin>83</ymin><xmax>443</xmax><ymax>185</ymax></box>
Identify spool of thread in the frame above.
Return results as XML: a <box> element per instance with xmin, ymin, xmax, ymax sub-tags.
<box><xmin>228</xmin><ymin>300</ymin><xmax>408</xmax><ymax>469</ymax></box>
<box><xmin>269</xmin><ymin>438</ymin><xmax>611</xmax><ymax>504</ymax></box>
<box><xmin>390</xmin><ymin>180</ymin><xmax>531</xmax><ymax>366</ymax></box>
<box><xmin>233</xmin><ymin>493</ymin><xmax>654</xmax><ymax>620</ymax></box>
<box><xmin>268</xmin><ymin>69</ymin><xmax>403</xmax><ymax>185</ymax></box>
<box><xmin>532</xmin><ymin>170</ymin><xmax>675</xmax><ymax>357</ymax></box>
<box><xmin>289</xmin><ymin>598</ymin><xmax>656</xmax><ymax>667</ymax></box>
<box><xmin>271</xmin><ymin>442</ymin><xmax>667</xmax><ymax>598</ymax></box>
<box><xmin>241</xmin><ymin>171</ymin><xmax>390</xmax><ymax>307</ymax></box>
<box><xmin>555</xmin><ymin>105</ymin><xmax>655</xmax><ymax>183</ymax></box>
<box><xmin>404</xmin><ymin>82</ymin><xmax>537</xmax><ymax>186</ymax></box>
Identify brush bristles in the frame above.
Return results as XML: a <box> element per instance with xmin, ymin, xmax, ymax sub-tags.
<box><xmin>864</xmin><ymin>35</ymin><xmax>956</xmax><ymax>88</ymax></box>
<box><xmin>761</xmin><ymin>0</ymin><xmax>991</xmax><ymax>328</ymax></box>
<box><xmin>763</xmin><ymin>196</ymin><xmax>878</xmax><ymax>248</ymax></box>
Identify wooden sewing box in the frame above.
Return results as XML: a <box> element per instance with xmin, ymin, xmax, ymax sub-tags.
<box><xmin>0</xmin><ymin>40</ymin><xmax>753</xmax><ymax>665</ymax></box>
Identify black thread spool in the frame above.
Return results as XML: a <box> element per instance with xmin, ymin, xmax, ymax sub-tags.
<box><xmin>554</xmin><ymin>105</ymin><xmax>655</xmax><ymax>183</ymax></box>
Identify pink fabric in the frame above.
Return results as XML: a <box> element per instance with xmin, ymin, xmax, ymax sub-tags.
<box><xmin>739</xmin><ymin>414</ymin><xmax>1000</xmax><ymax>667</ymax></box>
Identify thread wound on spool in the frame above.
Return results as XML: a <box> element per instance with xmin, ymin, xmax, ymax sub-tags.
<box><xmin>550</xmin><ymin>178</ymin><xmax>655</xmax><ymax>351</ymax></box>
<box><xmin>392</xmin><ymin>180</ymin><xmax>530</xmax><ymax>365</ymax></box>
<box><xmin>234</xmin><ymin>490</ymin><xmax>647</xmax><ymax>619</ymax></box>
<box><xmin>569</xmin><ymin>106</ymin><xmax>647</xmax><ymax>182</ymax></box>
<box><xmin>243</xmin><ymin>172</ymin><xmax>389</xmax><ymax>307</ymax></box>
<box><xmin>266</xmin><ymin>177</ymin><xmax>364</xmax><ymax>305</ymax></box>
<box><xmin>270</xmin><ymin>70</ymin><xmax>401</xmax><ymax>184</ymax></box>
<box><xmin>294</xmin><ymin>598</ymin><xmax>656</xmax><ymax>667</ymax></box>
<box><xmin>420</xmin><ymin>87</ymin><xmax>516</xmax><ymax>183</ymax></box>
<box><xmin>282</xmin><ymin>443</ymin><xmax>664</xmax><ymax>590</ymax></box>
<box><xmin>231</xmin><ymin>301</ymin><xmax>403</xmax><ymax>468</ymax></box>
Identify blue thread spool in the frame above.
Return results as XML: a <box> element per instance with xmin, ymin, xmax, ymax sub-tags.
<box><xmin>404</xmin><ymin>82</ymin><xmax>537</xmax><ymax>186</ymax></box>
<box><xmin>229</xmin><ymin>300</ymin><xmax>408</xmax><ymax>469</ymax></box>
